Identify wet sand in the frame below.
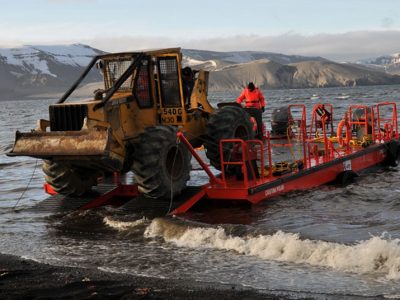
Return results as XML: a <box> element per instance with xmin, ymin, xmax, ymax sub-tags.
<box><xmin>0</xmin><ymin>253</ymin><xmax>273</xmax><ymax>299</ymax></box>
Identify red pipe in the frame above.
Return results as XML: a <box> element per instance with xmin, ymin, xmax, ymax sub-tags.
<box><xmin>176</xmin><ymin>132</ymin><xmax>222</xmax><ymax>185</ymax></box>
<box><xmin>267</xmin><ymin>131</ymin><xmax>273</xmax><ymax>178</ymax></box>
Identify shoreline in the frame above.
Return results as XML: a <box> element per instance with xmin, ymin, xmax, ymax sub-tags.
<box><xmin>2</xmin><ymin>83</ymin><xmax>400</xmax><ymax>102</ymax></box>
<box><xmin>0</xmin><ymin>253</ymin><xmax>272</xmax><ymax>299</ymax></box>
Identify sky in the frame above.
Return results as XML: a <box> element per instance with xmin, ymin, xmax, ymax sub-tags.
<box><xmin>0</xmin><ymin>0</ymin><xmax>399</xmax><ymax>61</ymax></box>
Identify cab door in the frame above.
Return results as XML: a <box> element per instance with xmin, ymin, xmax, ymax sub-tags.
<box><xmin>157</xmin><ymin>55</ymin><xmax>184</xmax><ymax>125</ymax></box>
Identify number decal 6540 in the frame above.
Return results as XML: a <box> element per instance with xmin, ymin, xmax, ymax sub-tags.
<box><xmin>163</xmin><ymin>108</ymin><xmax>182</xmax><ymax>115</ymax></box>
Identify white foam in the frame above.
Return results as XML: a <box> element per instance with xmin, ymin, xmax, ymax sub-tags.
<box><xmin>145</xmin><ymin>218</ymin><xmax>400</xmax><ymax>280</ymax></box>
<box><xmin>384</xmin><ymin>295</ymin><xmax>400</xmax><ymax>299</ymax></box>
<box><xmin>103</xmin><ymin>216</ymin><xmax>146</xmax><ymax>231</ymax></box>
<box><xmin>20</xmin><ymin>255</ymin><xmax>44</xmax><ymax>263</ymax></box>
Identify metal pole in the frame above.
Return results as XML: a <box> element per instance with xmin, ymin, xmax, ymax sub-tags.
<box><xmin>57</xmin><ymin>56</ymin><xmax>99</xmax><ymax>104</ymax></box>
<box><xmin>176</xmin><ymin>132</ymin><xmax>222</xmax><ymax>185</ymax></box>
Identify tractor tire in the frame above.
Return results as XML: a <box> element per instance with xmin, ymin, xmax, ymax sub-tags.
<box><xmin>131</xmin><ymin>126</ymin><xmax>191</xmax><ymax>199</ymax></box>
<box><xmin>42</xmin><ymin>161</ymin><xmax>99</xmax><ymax>196</ymax></box>
<box><xmin>335</xmin><ymin>170</ymin><xmax>358</xmax><ymax>186</ymax></box>
<box><xmin>205</xmin><ymin>105</ymin><xmax>254</xmax><ymax>170</ymax></box>
<box><xmin>384</xmin><ymin>140</ymin><xmax>400</xmax><ymax>167</ymax></box>
<box><xmin>271</xmin><ymin>106</ymin><xmax>292</xmax><ymax>137</ymax></box>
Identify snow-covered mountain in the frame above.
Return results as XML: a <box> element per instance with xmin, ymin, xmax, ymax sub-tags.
<box><xmin>0</xmin><ymin>44</ymin><xmax>399</xmax><ymax>100</ymax></box>
<box><xmin>357</xmin><ymin>53</ymin><xmax>400</xmax><ymax>74</ymax></box>
<box><xmin>0</xmin><ymin>44</ymin><xmax>103</xmax><ymax>77</ymax></box>
<box><xmin>0</xmin><ymin>44</ymin><xmax>104</xmax><ymax>99</ymax></box>
<box><xmin>182</xmin><ymin>49</ymin><xmax>327</xmax><ymax>71</ymax></box>
<box><xmin>182</xmin><ymin>49</ymin><xmax>400</xmax><ymax>90</ymax></box>
<box><xmin>208</xmin><ymin>59</ymin><xmax>400</xmax><ymax>91</ymax></box>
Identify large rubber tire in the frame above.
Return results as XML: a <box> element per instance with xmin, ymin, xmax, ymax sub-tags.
<box><xmin>271</xmin><ymin>106</ymin><xmax>292</xmax><ymax>136</ymax></box>
<box><xmin>384</xmin><ymin>140</ymin><xmax>400</xmax><ymax>167</ymax></box>
<box><xmin>204</xmin><ymin>106</ymin><xmax>254</xmax><ymax>170</ymax></box>
<box><xmin>42</xmin><ymin>161</ymin><xmax>99</xmax><ymax>196</ymax></box>
<box><xmin>131</xmin><ymin>126</ymin><xmax>191</xmax><ymax>199</ymax></box>
<box><xmin>335</xmin><ymin>170</ymin><xmax>358</xmax><ymax>186</ymax></box>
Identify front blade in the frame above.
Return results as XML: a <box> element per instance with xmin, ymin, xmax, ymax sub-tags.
<box><xmin>7</xmin><ymin>129</ymin><xmax>111</xmax><ymax>158</ymax></box>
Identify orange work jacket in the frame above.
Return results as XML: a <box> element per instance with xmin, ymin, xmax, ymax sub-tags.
<box><xmin>236</xmin><ymin>88</ymin><xmax>265</xmax><ymax>109</ymax></box>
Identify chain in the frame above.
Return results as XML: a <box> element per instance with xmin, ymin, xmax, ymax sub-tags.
<box><xmin>13</xmin><ymin>159</ymin><xmax>39</xmax><ymax>210</ymax></box>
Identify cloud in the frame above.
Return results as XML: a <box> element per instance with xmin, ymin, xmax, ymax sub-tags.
<box><xmin>84</xmin><ymin>30</ymin><xmax>400</xmax><ymax>62</ymax></box>
<box><xmin>1</xmin><ymin>30</ymin><xmax>399</xmax><ymax>62</ymax></box>
<box><xmin>84</xmin><ymin>35</ymin><xmax>179</xmax><ymax>53</ymax></box>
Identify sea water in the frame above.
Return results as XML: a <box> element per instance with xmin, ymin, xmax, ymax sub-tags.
<box><xmin>1</xmin><ymin>85</ymin><xmax>400</xmax><ymax>298</ymax></box>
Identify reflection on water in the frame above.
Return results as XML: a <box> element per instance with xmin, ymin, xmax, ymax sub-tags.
<box><xmin>1</xmin><ymin>86</ymin><xmax>400</xmax><ymax>298</ymax></box>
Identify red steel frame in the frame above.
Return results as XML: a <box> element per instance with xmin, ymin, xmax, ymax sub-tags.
<box><xmin>44</xmin><ymin>176</ymin><xmax>140</xmax><ymax>210</ymax></box>
<box><xmin>44</xmin><ymin>102</ymin><xmax>399</xmax><ymax>215</ymax></box>
<box><xmin>376</xmin><ymin>102</ymin><xmax>399</xmax><ymax>141</ymax></box>
<box><xmin>288</xmin><ymin>104</ymin><xmax>308</xmax><ymax>165</ymax></box>
<box><xmin>170</xmin><ymin>102</ymin><xmax>399</xmax><ymax>214</ymax></box>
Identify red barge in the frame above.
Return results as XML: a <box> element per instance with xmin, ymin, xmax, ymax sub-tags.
<box><xmin>44</xmin><ymin>102</ymin><xmax>400</xmax><ymax>215</ymax></box>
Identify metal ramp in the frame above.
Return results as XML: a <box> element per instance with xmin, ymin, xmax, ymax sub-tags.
<box><xmin>31</xmin><ymin>183</ymin><xmax>127</xmax><ymax>212</ymax></box>
<box><xmin>118</xmin><ymin>186</ymin><xmax>204</xmax><ymax>216</ymax></box>
<box><xmin>31</xmin><ymin>181</ymin><xmax>204</xmax><ymax>216</ymax></box>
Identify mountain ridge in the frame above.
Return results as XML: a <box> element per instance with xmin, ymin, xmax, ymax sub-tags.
<box><xmin>357</xmin><ymin>53</ymin><xmax>400</xmax><ymax>75</ymax></box>
<box><xmin>0</xmin><ymin>44</ymin><xmax>399</xmax><ymax>100</ymax></box>
<box><xmin>0</xmin><ymin>44</ymin><xmax>104</xmax><ymax>99</ymax></box>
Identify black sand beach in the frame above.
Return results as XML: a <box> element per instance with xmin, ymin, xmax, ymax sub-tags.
<box><xmin>0</xmin><ymin>254</ymin><xmax>272</xmax><ymax>299</ymax></box>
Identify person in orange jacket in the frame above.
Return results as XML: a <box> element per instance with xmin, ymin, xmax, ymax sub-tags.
<box><xmin>236</xmin><ymin>82</ymin><xmax>266</xmax><ymax>139</ymax></box>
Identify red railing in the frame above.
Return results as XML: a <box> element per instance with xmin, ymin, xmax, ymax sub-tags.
<box><xmin>288</xmin><ymin>104</ymin><xmax>308</xmax><ymax>165</ymax></box>
<box><xmin>376</xmin><ymin>102</ymin><xmax>398</xmax><ymax>141</ymax></box>
<box><xmin>347</xmin><ymin>105</ymin><xmax>374</xmax><ymax>142</ymax></box>
<box><xmin>178</xmin><ymin>102</ymin><xmax>398</xmax><ymax>190</ymax></box>
<box><xmin>219</xmin><ymin>139</ymin><xmax>264</xmax><ymax>188</ymax></box>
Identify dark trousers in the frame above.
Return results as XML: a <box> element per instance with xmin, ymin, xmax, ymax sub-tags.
<box><xmin>245</xmin><ymin>108</ymin><xmax>263</xmax><ymax>139</ymax></box>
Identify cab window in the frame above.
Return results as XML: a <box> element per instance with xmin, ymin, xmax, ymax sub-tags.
<box><xmin>157</xmin><ymin>56</ymin><xmax>181</xmax><ymax>107</ymax></box>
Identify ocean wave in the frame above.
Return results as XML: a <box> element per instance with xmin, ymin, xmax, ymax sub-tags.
<box><xmin>103</xmin><ymin>216</ymin><xmax>147</xmax><ymax>231</ymax></box>
<box><xmin>145</xmin><ymin>218</ymin><xmax>400</xmax><ymax>280</ymax></box>
<box><xmin>0</xmin><ymin>162</ymin><xmax>19</xmax><ymax>169</ymax></box>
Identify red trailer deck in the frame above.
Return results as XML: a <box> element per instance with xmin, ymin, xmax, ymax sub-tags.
<box><xmin>169</xmin><ymin>102</ymin><xmax>399</xmax><ymax>214</ymax></box>
<box><xmin>43</xmin><ymin>102</ymin><xmax>400</xmax><ymax>215</ymax></box>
